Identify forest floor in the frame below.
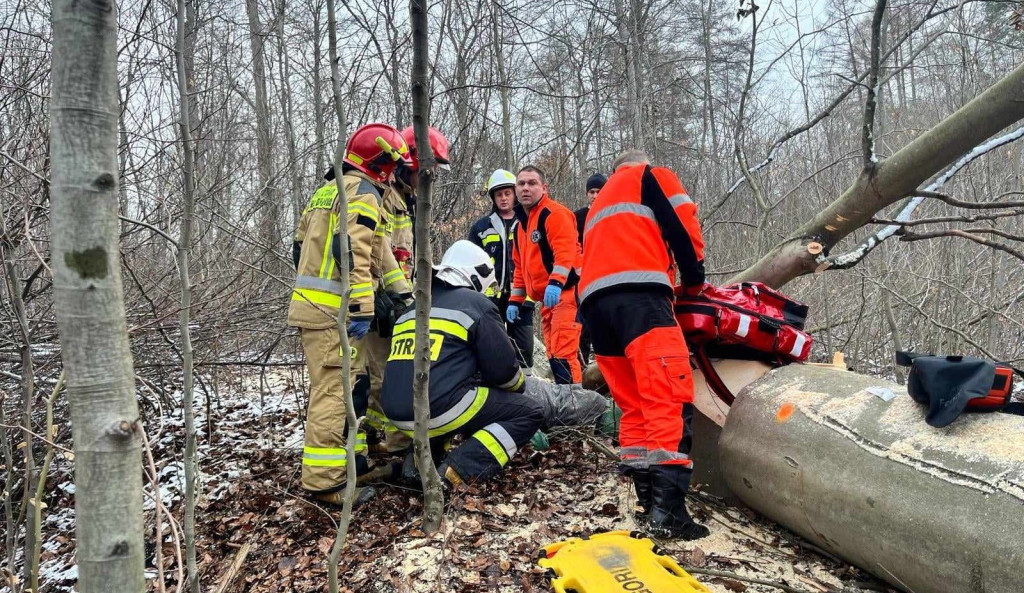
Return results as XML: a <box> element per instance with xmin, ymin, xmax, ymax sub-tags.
<box><xmin>20</xmin><ymin>367</ymin><xmax>894</xmax><ymax>593</ymax></box>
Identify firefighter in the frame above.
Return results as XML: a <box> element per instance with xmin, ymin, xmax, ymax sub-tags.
<box><xmin>381</xmin><ymin>240</ymin><xmax>543</xmax><ymax>487</ymax></box>
<box><xmin>468</xmin><ymin>169</ymin><xmax>535</xmax><ymax>371</ymax></box>
<box><xmin>579</xmin><ymin>150</ymin><xmax>710</xmax><ymax>540</ymax></box>
<box><xmin>287</xmin><ymin>122</ymin><xmax>412</xmax><ymax>504</ymax></box>
<box><xmin>574</xmin><ymin>172</ymin><xmax>606</xmax><ymax>364</ymax></box>
<box><xmin>506</xmin><ymin>166</ymin><xmax>583</xmax><ymax>384</ymax></box>
<box><xmin>358</xmin><ymin>126</ymin><xmax>451</xmax><ymax>455</ymax></box>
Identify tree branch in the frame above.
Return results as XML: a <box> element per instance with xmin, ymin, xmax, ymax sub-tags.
<box><xmin>862</xmin><ymin>0</ymin><xmax>887</xmax><ymax>169</ymax></box>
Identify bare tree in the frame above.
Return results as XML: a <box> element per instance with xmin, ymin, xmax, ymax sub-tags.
<box><xmin>174</xmin><ymin>0</ymin><xmax>201</xmax><ymax>589</ymax></box>
<box><xmin>410</xmin><ymin>0</ymin><xmax>445</xmax><ymax>534</ymax></box>
<box><xmin>49</xmin><ymin>0</ymin><xmax>145</xmax><ymax>592</ymax></box>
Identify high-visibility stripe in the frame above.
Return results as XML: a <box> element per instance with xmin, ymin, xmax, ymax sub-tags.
<box><xmin>351</xmin><ymin>283</ymin><xmax>374</xmax><ymax>297</ymax></box>
<box><xmin>292</xmin><ymin>288</ymin><xmax>341</xmax><ymax>309</ymax></box>
<box><xmin>551</xmin><ymin>265</ymin><xmax>570</xmax><ymax>277</ymax></box>
<box><xmin>481</xmin><ymin>233</ymin><xmax>501</xmax><ymax>246</ymax></box>
<box><xmin>484</xmin><ymin>423</ymin><xmax>517</xmax><ymax>460</ymax></box>
<box><xmin>392</xmin><ymin>318</ymin><xmax>468</xmax><ymax>341</ymax></box>
<box><xmin>647</xmin><ymin>448</ymin><xmax>691</xmax><ymax>466</ymax></box>
<box><xmin>396</xmin><ymin>306</ymin><xmax>474</xmax><ymax>329</ymax></box>
<box><xmin>668</xmin><ymin>193</ymin><xmax>693</xmax><ymax>208</ymax></box>
<box><xmin>393</xmin><ymin>214</ymin><xmax>412</xmax><ymax>229</ymax></box>
<box><xmin>497</xmin><ymin>369</ymin><xmax>525</xmax><ymax>391</ymax></box>
<box><xmin>584</xmin><ymin>202</ymin><xmax>657</xmax><ymax>235</ymax></box>
<box><xmin>393</xmin><ymin>387</ymin><xmax>489</xmax><ymax>437</ymax></box>
<box><xmin>302</xmin><ymin>445</ymin><xmax>347</xmax><ymax>467</ymax></box>
<box><xmin>511</xmin><ymin>288</ymin><xmax>526</xmax><ymax>297</ymax></box>
<box><xmin>366</xmin><ymin>408</ymin><xmax>393</xmax><ymax>430</ymax></box>
<box><xmin>384</xmin><ymin>269</ymin><xmax>405</xmax><ymax>287</ymax></box>
<box><xmin>295</xmin><ymin>275</ymin><xmax>344</xmax><ymax>294</ymax></box>
<box><xmin>348</xmin><ymin>202</ymin><xmax>379</xmax><ymax>222</ymax></box>
<box><xmin>579</xmin><ymin>270</ymin><xmax>671</xmax><ymax>302</ymax></box>
<box><xmin>346</xmin><ymin>152</ymin><xmax>364</xmax><ymax>165</ymax></box>
<box><xmin>319</xmin><ymin>213</ymin><xmax>338</xmax><ymax>278</ymax></box>
<box><xmin>473</xmin><ymin>429</ymin><xmax>510</xmax><ymax>467</ymax></box>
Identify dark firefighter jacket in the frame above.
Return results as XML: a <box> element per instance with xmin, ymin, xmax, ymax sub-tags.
<box><xmin>381</xmin><ymin>279</ymin><xmax>527</xmax><ymax>430</ymax></box>
<box><xmin>468</xmin><ymin>212</ymin><xmax>518</xmax><ymax>298</ymax></box>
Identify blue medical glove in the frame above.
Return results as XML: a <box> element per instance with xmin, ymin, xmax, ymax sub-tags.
<box><xmin>543</xmin><ymin>284</ymin><xmax>562</xmax><ymax>308</ymax></box>
<box><xmin>506</xmin><ymin>304</ymin><xmax>520</xmax><ymax>323</ymax></box>
<box><xmin>348</xmin><ymin>318</ymin><xmax>372</xmax><ymax>339</ymax></box>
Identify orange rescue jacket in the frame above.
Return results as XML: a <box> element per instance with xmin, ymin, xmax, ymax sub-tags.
<box><xmin>509</xmin><ymin>193</ymin><xmax>582</xmax><ymax>304</ymax></box>
<box><xmin>580</xmin><ymin>164</ymin><xmax>705</xmax><ymax>304</ymax></box>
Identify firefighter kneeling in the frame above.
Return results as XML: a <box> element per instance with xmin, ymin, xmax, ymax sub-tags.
<box><xmin>381</xmin><ymin>241</ymin><xmax>543</xmax><ymax>488</ymax></box>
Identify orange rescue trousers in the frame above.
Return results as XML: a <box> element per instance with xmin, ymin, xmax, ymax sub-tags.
<box><xmin>582</xmin><ymin>289</ymin><xmax>693</xmax><ymax>468</ymax></box>
<box><xmin>541</xmin><ymin>288</ymin><xmax>582</xmax><ymax>384</ymax></box>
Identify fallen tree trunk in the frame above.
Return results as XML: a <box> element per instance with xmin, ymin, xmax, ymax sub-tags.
<box><xmin>719</xmin><ymin>363</ymin><xmax>1024</xmax><ymax>593</ymax></box>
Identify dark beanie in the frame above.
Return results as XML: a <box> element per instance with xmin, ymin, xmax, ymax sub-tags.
<box><xmin>586</xmin><ymin>173</ymin><xmax>607</xmax><ymax>191</ymax></box>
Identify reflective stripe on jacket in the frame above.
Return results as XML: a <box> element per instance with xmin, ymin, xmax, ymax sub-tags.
<box><xmin>468</xmin><ymin>212</ymin><xmax>518</xmax><ymax>297</ymax></box>
<box><xmin>287</xmin><ymin>171</ymin><xmax>396</xmax><ymax>328</ymax></box>
<box><xmin>580</xmin><ymin>164</ymin><xmax>705</xmax><ymax>305</ymax></box>
<box><xmin>509</xmin><ymin>194</ymin><xmax>582</xmax><ymax>305</ymax></box>
<box><xmin>381</xmin><ymin>280</ymin><xmax>525</xmax><ymax>429</ymax></box>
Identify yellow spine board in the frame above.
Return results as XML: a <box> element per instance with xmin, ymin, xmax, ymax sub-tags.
<box><xmin>537</xmin><ymin>531</ymin><xmax>710</xmax><ymax>593</ymax></box>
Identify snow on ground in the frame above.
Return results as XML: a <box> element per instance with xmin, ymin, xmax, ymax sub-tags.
<box><xmin>5</xmin><ymin>368</ymin><xmax>890</xmax><ymax>593</ymax></box>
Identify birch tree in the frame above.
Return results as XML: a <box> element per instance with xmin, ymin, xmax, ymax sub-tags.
<box><xmin>49</xmin><ymin>0</ymin><xmax>145</xmax><ymax>591</ymax></box>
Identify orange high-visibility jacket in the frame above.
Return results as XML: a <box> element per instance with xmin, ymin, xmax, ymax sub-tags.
<box><xmin>580</xmin><ymin>164</ymin><xmax>705</xmax><ymax>304</ymax></box>
<box><xmin>509</xmin><ymin>194</ymin><xmax>582</xmax><ymax>304</ymax></box>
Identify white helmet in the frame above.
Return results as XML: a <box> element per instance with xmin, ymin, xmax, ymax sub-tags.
<box><xmin>485</xmin><ymin>169</ymin><xmax>516</xmax><ymax>199</ymax></box>
<box><xmin>433</xmin><ymin>240</ymin><xmax>497</xmax><ymax>294</ymax></box>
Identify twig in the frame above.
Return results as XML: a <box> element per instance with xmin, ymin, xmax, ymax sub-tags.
<box><xmin>899</xmin><ymin>229</ymin><xmax>1024</xmax><ymax>262</ymax></box>
<box><xmin>870</xmin><ymin>209</ymin><xmax>1024</xmax><ymax>227</ymax></box>
<box><xmin>913</xmin><ymin>189</ymin><xmax>1024</xmax><ymax>210</ymax></box>
<box><xmin>582</xmin><ymin>433</ymin><xmax>619</xmax><ymax>462</ymax></box>
<box><xmin>683</xmin><ymin>566</ymin><xmax>813</xmax><ymax>593</ymax></box>
<box><xmin>28</xmin><ymin>372</ymin><xmax>65</xmax><ymax>593</ymax></box>
<box><xmin>212</xmin><ymin>542</ymin><xmax>251</xmax><ymax>593</ymax></box>
<box><xmin>140</xmin><ymin>423</ymin><xmax>171</xmax><ymax>593</ymax></box>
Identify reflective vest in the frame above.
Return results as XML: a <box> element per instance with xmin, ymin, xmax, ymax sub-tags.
<box><xmin>579</xmin><ymin>164</ymin><xmax>705</xmax><ymax>305</ymax></box>
<box><xmin>508</xmin><ymin>194</ymin><xmax>582</xmax><ymax>305</ymax></box>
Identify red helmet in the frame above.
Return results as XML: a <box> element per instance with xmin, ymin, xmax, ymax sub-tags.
<box><xmin>344</xmin><ymin>123</ymin><xmax>412</xmax><ymax>183</ymax></box>
<box><xmin>401</xmin><ymin>126</ymin><xmax>451</xmax><ymax>172</ymax></box>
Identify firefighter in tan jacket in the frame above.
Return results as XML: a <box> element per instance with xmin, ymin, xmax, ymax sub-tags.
<box><xmin>287</xmin><ymin>123</ymin><xmax>412</xmax><ymax>504</ymax></box>
<box><xmin>359</xmin><ymin>126</ymin><xmax>451</xmax><ymax>454</ymax></box>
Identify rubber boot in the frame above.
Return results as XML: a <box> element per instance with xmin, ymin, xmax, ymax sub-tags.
<box><xmin>631</xmin><ymin>468</ymin><xmax>653</xmax><ymax>521</ymax></box>
<box><xmin>646</xmin><ymin>465</ymin><xmax>710</xmax><ymax>541</ymax></box>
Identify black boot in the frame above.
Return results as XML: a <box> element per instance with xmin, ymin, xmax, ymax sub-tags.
<box><xmin>629</xmin><ymin>468</ymin><xmax>653</xmax><ymax>520</ymax></box>
<box><xmin>645</xmin><ymin>465</ymin><xmax>710</xmax><ymax>541</ymax></box>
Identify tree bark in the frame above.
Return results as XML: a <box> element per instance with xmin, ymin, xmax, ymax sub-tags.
<box><xmin>323</xmin><ymin>0</ymin><xmax>358</xmax><ymax>588</ymax></box>
<box><xmin>50</xmin><ymin>0</ymin><xmax>146</xmax><ymax>591</ymax></box>
<box><xmin>174</xmin><ymin>0</ymin><xmax>200</xmax><ymax>589</ymax></box>
<box><xmin>735</xmin><ymin>61</ymin><xmax>1024</xmax><ymax>288</ymax></box>
<box><xmin>410</xmin><ymin>0</ymin><xmax>444</xmax><ymax>534</ymax></box>
<box><xmin>245</xmin><ymin>0</ymin><xmax>278</xmax><ymax>248</ymax></box>
<box><xmin>491</xmin><ymin>0</ymin><xmax>514</xmax><ymax>168</ymax></box>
